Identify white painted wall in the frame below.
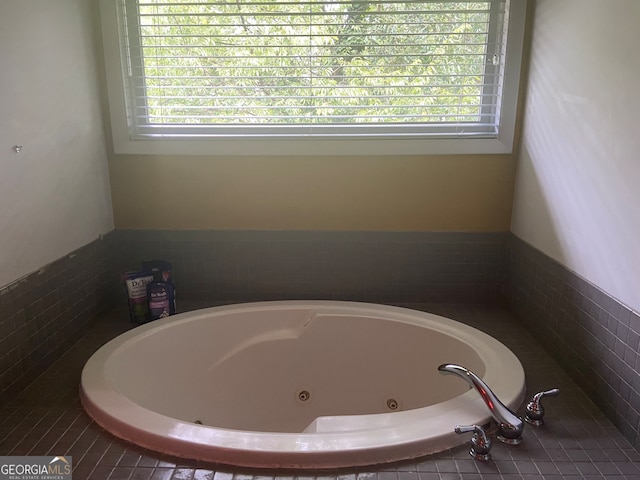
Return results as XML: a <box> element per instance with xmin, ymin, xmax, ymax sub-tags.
<box><xmin>0</xmin><ymin>1</ymin><xmax>114</xmax><ymax>288</ymax></box>
<box><xmin>512</xmin><ymin>0</ymin><xmax>640</xmax><ymax>312</ymax></box>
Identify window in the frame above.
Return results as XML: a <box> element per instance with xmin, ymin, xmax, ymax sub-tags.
<box><xmin>100</xmin><ymin>0</ymin><xmax>526</xmax><ymax>155</ymax></box>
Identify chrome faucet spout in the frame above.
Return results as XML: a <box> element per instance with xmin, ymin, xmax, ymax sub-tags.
<box><xmin>438</xmin><ymin>363</ymin><xmax>524</xmax><ymax>445</ymax></box>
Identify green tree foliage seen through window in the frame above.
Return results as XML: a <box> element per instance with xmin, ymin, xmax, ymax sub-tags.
<box><xmin>133</xmin><ymin>1</ymin><xmax>497</xmax><ymax>127</ymax></box>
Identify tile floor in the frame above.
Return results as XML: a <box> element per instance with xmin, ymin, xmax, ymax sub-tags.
<box><xmin>1</xmin><ymin>303</ymin><xmax>640</xmax><ymax>479</ymax></box>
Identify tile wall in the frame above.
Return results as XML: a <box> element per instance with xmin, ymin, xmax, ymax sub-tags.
<box><xmin>0</xmin><ymin>233</ymin><xmax>118</xmax><ymax>404</ymax></box>
<box><xmin>508</xmin><ymin>234</ymin><xmax>640</xmax><ymax>448</ymax></box>
<box><xmin>114</xmin><ymin>230</ymin><xmax>508</xmax><ymax>305</ymax></box>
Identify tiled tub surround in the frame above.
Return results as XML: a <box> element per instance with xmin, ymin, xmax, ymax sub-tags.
<box><xmin>3</xmin><ymin>227</ymin><xmax>640</xmax><ymax>473</ymax></box>
<box><xmin>2</xmin><ymin>303</ymin><xmax>640</xmax><ymax>479</ymax></box>
<box><xmin>509</xmin><ymin>235</ymin><xmax>640</xmax><ymax>450</ymax></box>
<box><xmin>113</xmin><ymin>230</ymin><xmax>508</xmax><ymax>305</ymax></box>
<box><xmin>0</xmin><ymin>233</ymin><xmax>118</xmax><ymax>405</ymax></box>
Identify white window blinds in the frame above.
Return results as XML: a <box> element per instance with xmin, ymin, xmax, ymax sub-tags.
<box><xmin>115</xmin><ymin>0</ymin><xmax>517</xmax><ymax>140</ymax></box>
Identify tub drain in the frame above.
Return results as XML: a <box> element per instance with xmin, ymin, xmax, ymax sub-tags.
<box><xmin>387</xmin><ymin>398</ymin><xmax>399</xmax><ymax>410</ymax></box>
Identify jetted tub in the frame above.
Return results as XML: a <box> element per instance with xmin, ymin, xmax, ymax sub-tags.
<box><xmin>80</xmin><ymin>301</ymin><xmax>525</xmax><ymax>469</ymax></box>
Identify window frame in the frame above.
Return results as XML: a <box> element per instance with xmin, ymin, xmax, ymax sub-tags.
<box><xmin>99</xmin><ymin>0</ymin><xmax>527</xmax><ymax>156</ymax></box>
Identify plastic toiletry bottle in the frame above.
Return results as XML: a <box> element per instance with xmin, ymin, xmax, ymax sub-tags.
<box><xmin>146</xmin><ymin>269</ymin><xmax>172</xmax><ymax>321</ymax></box>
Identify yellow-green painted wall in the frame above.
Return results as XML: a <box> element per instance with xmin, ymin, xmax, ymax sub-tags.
<box><xmin>109</xmin><ymin>153</ymin><xmax>517</xmax><ymax>231</ymax></box>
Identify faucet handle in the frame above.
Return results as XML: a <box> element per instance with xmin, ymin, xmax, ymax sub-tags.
<box><xmin>455</xmin><ymin>424</ymin><xmax>492</xmax><ymax>461</ymax></box>
<box><xmin>525</xmin><ymin>388</ymin><xmax>560</xmax><ymax>426</ymax></box>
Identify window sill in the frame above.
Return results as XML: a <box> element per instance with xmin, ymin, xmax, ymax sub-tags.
<box><xmin>109</xmin><ymin>135</ymin><xmax>515</xmax><ymax>156</ymax></box>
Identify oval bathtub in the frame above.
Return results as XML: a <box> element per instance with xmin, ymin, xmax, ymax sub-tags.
<box><xmin>80</xmin><ymin>301</ymin><xmax>525</xmax><ymax>469</ymax></box>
